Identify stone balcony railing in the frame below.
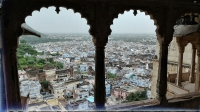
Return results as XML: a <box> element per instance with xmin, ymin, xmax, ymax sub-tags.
<box><xmin>106</xmin><ymin>99</ymin><xmax>160</xmax><ymax>111</ymax></box>
<box><xmin>106</xmin><ymin>92</ymin><xmax>200</xmax><ymax>111</ymax></box>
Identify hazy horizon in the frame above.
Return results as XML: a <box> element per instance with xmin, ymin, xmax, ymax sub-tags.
<box><xmin>44</xmin><ymin>32</ymin><xmax>156</xmax><ymax>35</ymax></box>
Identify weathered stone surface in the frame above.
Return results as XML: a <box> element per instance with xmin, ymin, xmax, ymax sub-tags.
<box><xmin>151</xmin><ymin>60</ymin><xmax>159</xmax><ymax>99</ymax></box>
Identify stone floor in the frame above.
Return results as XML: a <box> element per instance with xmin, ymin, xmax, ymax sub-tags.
<box><xmin>181</xmin><ymin>81</ymin><xmax>195</xmax><ymax>92</ymax></box>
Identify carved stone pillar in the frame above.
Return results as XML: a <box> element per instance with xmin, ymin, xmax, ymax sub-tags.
<box><xmin>195</xmin><ymin>49</ymin><xmax>200</xmax><ymax>91</ymax></box>
<box><xmin>4</xmin><ymin>39</ymin><xmax>22</xmax><ymax>110</ymax></box>
<box><xmin>189</xmin><ymin>45</ymin><xmax>196</xmax><ymax>83</ymax></box>
<box><xmin>156</xmin><ymin>42</ymin><xmax>169</xmax><ymax>104</ymax></box>
<box><xmin>176</xmin><ymin>47</ymin><xmax>184</xmax><ymax>86</ymax></box>
<box><xmin>91</xmin><ymin>3</ymin><xmax>109</xmax><ymax>110</ymax></box>
<box><xmin>94</xmin><ymin>45</ymin><xmax>106</xmax><ymax>109</ymax></box>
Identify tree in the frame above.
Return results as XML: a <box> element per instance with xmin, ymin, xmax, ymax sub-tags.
<box><xmin>35</xmin><ymin>63</ymin><xmax>44</xmax><ymax>69</ymax></box>
<box><xmin>47</xmin><ymin>58</ymin><xmax>54</xmax><ymax>63</ymax></box>
<box><xmin>18</xmin><ymin>58</ymin><xmax>28</xmax><ymax>65</ymax></box>
<box><xmin>17</xmin><ymin>43</ymin><xmax>37</xmax><ymax>55</ymax></box>
<box><xmin>37</xmin><ymin>58</ymin><xmax>46</xmax><ymax>64</ymax></box>
<box><xmin>107</xmin><ymin>72</ymin><xmax>116</xmax><ymax>78</ymax></box>
<box><xmin>40</xmin><ymin>80</ymin><xmax>49</xmax><ymax>89</ymax></box>
<box><xmin>55</xmin><ymin>62</ymin><xmax>63</xmax><ymax>69</ymax></box>
<box><xmin>125</xmin><ymin>90</ymin><xmax>147</xmax><ymax>102</ymax></box>
<box><xmin>27</xmin><ymin>60</ymin><xmax>35</xmax><ymax>65</ymax></box>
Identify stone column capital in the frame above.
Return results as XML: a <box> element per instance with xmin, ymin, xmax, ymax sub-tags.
<box><xmin>93</xmin><ymin>37</ymin><xmax>107</xmax><ymax>47</ymax></box>
<box><xmin>159</xmin><ymin>42</ymin><xmax>169</xmax><ymax>55</ymax></box>
<box><xmin>178</xmin><ymin>46</ymin><xmax>185</xmax><ymax>54</ymax></box>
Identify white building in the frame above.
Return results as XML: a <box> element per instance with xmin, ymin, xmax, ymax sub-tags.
<box><xmin>20</xmin><ymin>80</ymin><xmax>43</xmax><ymax>103</ymax></box>
<box><xmin>80</xmin><ymin>64</ymin><xmax>88</xmax><ymax>72</ymax></box>
<box><xmin>106</xmin><ymin>83</ymin><xmax>111</xmax><ymax>97</ymax></box>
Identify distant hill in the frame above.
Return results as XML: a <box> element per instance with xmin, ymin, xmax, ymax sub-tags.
<box><xmin>19</xmin><ymin>35</ymin><xmax>71</xmax><ymax>44</ymax></box>
<box><xmin>19</xmin><ymin>33</ymin><xmax>156</xmax><ymax>45</ymax></box>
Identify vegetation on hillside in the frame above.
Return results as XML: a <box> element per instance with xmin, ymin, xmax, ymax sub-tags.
<box><xmin>19</xmin><ymin>35</ymin><xmax>71</xmax><ymax>44</ymax></box>
<box><xmin>19</xmin><ymin>34</ymin><xmax>156</xmax><ymax>45</ymax></box>
<box><xmin>17</xmin><ymin>39</ymin><xmax>63</xmax><ymax>70</ymax></box>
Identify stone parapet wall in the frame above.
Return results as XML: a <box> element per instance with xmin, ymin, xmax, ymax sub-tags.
<box><xmin>151</xmin><ymin>60</ymin><xmax>191</xmax><ymax>98</ymax></box>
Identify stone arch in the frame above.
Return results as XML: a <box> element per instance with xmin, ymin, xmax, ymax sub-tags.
<box><xmin>16</xmin><ymin>2</ymin><xmax>95</xmax><ymax>38</ymax></box>
<box><xmin>107</xmin><ymin>6</ymin><xmax>165</xmax><ymax>38</ymax></box>
<box><xmin>109</xmin><ymin>9</ymin><xmax>158</xmax><ymax>36</ymax></box>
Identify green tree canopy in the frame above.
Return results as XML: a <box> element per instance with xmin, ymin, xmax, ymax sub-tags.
<box><xmin>17</xmin><ymin>42</ymin><xmax>64</xmax><ymax>70</ymax></box>
<box><xmin>55</xmin><ymin>62</ymin><xmax>63</xmax><ymax>69</ymax></box>
<box><xmin>107</xmin><ymin>72</ymin><xmax>116</xmax><ymax>78</ymax></box>
<box><xmin>47</xmin><ymin>58</ymin><xmax>54</xmax><ymax>63</ymax></box>
<box><xmin>40</xmin><ymin>80</ymin><xmax>49</xmax><ymax>89</ymax></box>
<box><xmin>17</xmin><ymin>43</ymin><xmax>37</xmax><ymax>56</ymax></box>
<box><xmin>125</xmin><ymin>90</ymin><xmax>147</xmax><ymax>102</ymax></box>
<box><xmin>37</xmin><ymin>58</ymin><xmax>46</xmax><ymax>64</ymax></box>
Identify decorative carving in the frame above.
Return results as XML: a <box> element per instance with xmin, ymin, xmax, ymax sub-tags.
<box><xmin>17</xmin><ymin>1</ymin><xmax>95</xmax><ymax>37</ymax></box>
<box><xmin>107</xmin><ymin>4</ymin><xmax>167</xmax><ymax>40</ymax></box>
<box><xmin>3</xmin><ymin>0</ymin><xmax>200</xmax><ymax>110</ymax></box>
<box><xmin>133</xmin><ymin>9</ymin><xmax>137</xmax><ymax>16</ymax></box>
<box><xmin>55</xmin><ymin>7</ymin><xmax>60</xmax><ymax>14</ymax></box>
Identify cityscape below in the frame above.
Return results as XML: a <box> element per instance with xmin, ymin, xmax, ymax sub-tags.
<box><xmin>18</xmin><ymin>33</ymin><xmax>156</xmax><ymax>111</ymax></box>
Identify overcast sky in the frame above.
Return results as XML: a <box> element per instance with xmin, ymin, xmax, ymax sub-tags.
<box><xmin>25</xmin><ymin>7</ymin><xmax>156</xmax><ymax>34</ymax></box>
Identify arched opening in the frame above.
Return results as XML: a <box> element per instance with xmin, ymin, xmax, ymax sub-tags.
<box><xmin>166</xmin><ymin>13</ymin><xmax>200</xmax><ymax>98</ymax></box>
<box><xmin>17</xmin><ymin>6</ymin><xmax>95</xmax><ymax>111</ymax></box>
<box><xmin>106</xmin><ymin>10</ymin><xmax>157</xmax><ymax>107</ymax></box>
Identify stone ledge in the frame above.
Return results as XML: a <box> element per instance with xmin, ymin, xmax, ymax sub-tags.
<box><xmin>152</xmin><ymin>60</ymin><xmax>190</xmax><ymax>68</ymax></box>
<box><xmin>168</xmin><ymin>61</ymin><xmax>190</xmax><ymax>68</ymax></box>
<box><xmin>106</xmin><ymin>92</ymin><xmax>200</xmax><ymax>110</ymax></box>
<box><xmin>106</xmin><ymin>99</ymin><xmax>160</xmax><ymax>110</ymax></box>
<box><xmin>167</xmin><ymin>92</ymin><xmax>200</xmax><ymax>102</ymax></box>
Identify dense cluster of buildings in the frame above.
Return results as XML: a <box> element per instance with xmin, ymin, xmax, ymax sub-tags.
<box><xmin>18</xmin><ymin>36</ymin><xmax>156</xmax><ymax>111</ymax></box>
